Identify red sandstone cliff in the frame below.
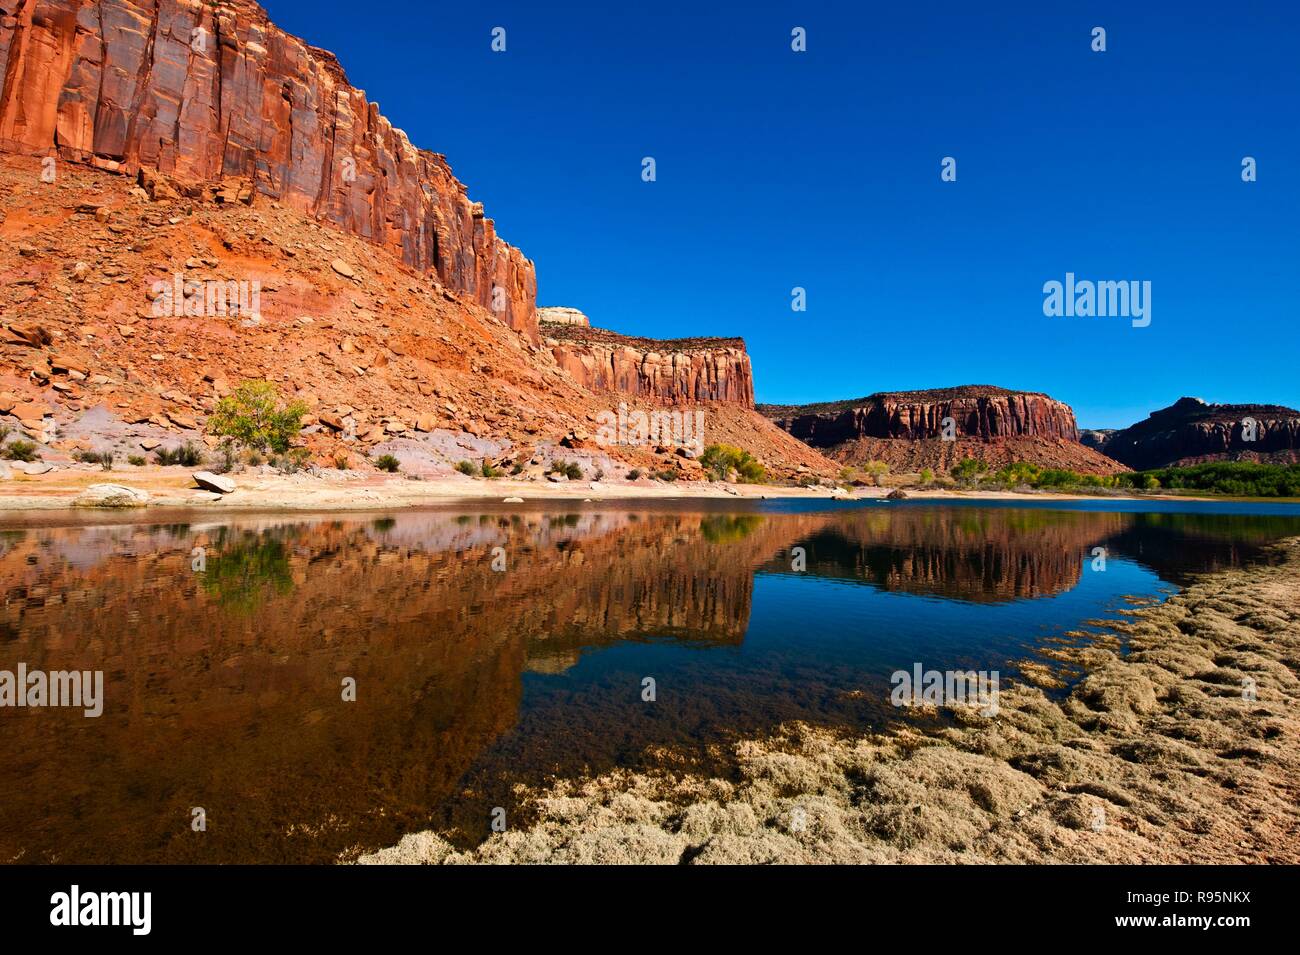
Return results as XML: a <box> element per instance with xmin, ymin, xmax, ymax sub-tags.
<box><xmin>0</xmin><ymin>0</ymin><xmax>537</xmax><ymax>338</ymax></box>
<box><xmin>761</xmin><ymin>386</ymin><xmax>1081</xmax><ymax>444</ymax></box>
<box><xmin>544</xmin><ymin>323</ymin><xmax>755</xmax><ymax>407</ymax></box>
<box><xmin>1100</xmin><ymin>397</ymin><xmax>1300</xmax><ymax>470</ymax></box>
<box><xmin>760</xmin><ymin>386</ymin><xmax>1121</xmax><ymax>473</ymax></box>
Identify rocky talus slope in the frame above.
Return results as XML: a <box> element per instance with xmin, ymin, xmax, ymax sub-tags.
<box><xmin>0</xmin><ymin>155</ymin><xmax>832</xmax><ymax>481</ymax></box>
<box><xmin>1099</xmin><ymin>397</ymin><xmax>1300</xmax><ymax>470</ymax></box>
<box><xmin>760</xmin><ymin>386</ymin><xmax>1122</xmax><ymax>474</ymax></box>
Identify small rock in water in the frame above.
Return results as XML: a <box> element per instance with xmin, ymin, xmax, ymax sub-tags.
<box><xmin>503</xmin><ymin>497</ymin><xmax>524</xmax><ymax>503</ymax></box>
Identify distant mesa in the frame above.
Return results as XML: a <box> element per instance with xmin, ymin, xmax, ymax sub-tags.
<box><xmin>759</xmin><ymin>385</ymin><xmax>1121</xmax><ymax>474</ymax></box>
<box><xmin>1098</xmin><ymin>397</ymin><xmax>1300</xmax><ymax>470</ymax></box>
<box><xmin>540</xmin><ymin>307</ymin><xmax>755</xmax><ymax>407</ymax></box>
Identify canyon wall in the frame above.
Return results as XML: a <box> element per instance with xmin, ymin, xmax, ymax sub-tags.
<box><xmin>545</xmin><ymin>324</ymin><xmax>755</xmax><ymax>407</ymax></box>
<box><xmin>1101</xmin><ymin>397</ymin><xmax>1300</xmax><ymax>470</ymax></box>
<box><xmin>0</xmin><ymin>0</ymin><xmax>537</xmax><ymax>338</ymax></box>
<box><xmin>760</xmin><ymin>386</ymin><xmax>1081</xmax><ymax>446</ymax></box>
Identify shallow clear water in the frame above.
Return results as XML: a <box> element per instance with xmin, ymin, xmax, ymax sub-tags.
<box><xmin>1</xmin><ymin>499</ymin><xmax>1298</xmax><ymax>862</ymax></box>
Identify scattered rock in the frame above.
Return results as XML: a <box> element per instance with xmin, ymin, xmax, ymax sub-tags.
<box><xmin>73</xmin><ymin>484</ymin><xmax>150</xmax><ymax>508</ymax></box>
<box><xmin>192</xmin><ymin>471</ymin><xmax>237</xmax><ymax>494</ymax></box>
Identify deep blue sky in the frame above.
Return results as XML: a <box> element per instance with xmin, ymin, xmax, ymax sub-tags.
<box><xmin>265</xmin><ymin>1</ymin><xmax>1297</xmax><ymax>428</ymax></box>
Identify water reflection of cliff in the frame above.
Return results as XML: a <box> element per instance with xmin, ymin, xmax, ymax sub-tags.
<box><xmin>761</xmin><ymin>509</ymin><xmax>1129</xmax><ymax>602</ymax></box>
<box><xmin>0</xmin><ymin>505</ymin><xmax>1292</xmax><ymax>863</ymax></box>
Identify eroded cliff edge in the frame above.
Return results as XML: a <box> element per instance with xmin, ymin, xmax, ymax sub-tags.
<box><xmin>0</xmin><ymin>0</ymin><xmax>537</xmax><ymax>337</ymax></box>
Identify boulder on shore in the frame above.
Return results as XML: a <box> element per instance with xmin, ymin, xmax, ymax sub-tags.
<box><xmin>73</xmin><ymin>484</ymin><xmax>150</xmax><ymax>507</ymax></box>
<box><xmin>193</xmin><ymin>471</ymin><xmax>237</xmax><ymax>494</ymax></box>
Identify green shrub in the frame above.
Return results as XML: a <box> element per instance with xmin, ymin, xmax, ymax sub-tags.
<box><xmin>207</xmin><ymin>380</ymin><xmax>307</xmax><ymax>453</ymax></box>
<box><xmin>700</xmin><ymin>444</ymin><xmax>765</xmax><ymax>483</ymax></box>
<box><xmin>627</xmin><ymin>468</ymin><xmax>643</xmax><ymax>480</ymax></box>
<box><xmin>3</xmin><ymin>439</ymin><xmax>40</xmax><ymax>462</ymax></box>
<box><xmin>455</xmin><ymin>460</ymin><xmax>476</xmax><ymax>476</ymax></box>
<box><xmin>951</xmin><ymin>458</ymin><xmax>988</xmax><ymax>483</ymax></box>
<box><xmin>1112</xmin><ymin>461</ymin><xmax>1300</xmax><ymax>498</ymax></box>
<box><xmin>155</xmin><ymin>442</ymin><xmax>204</xmax><ymax>467</ymax></box>
<box><xmin>128</xmin><ymin>454</ymin><xmax>146</xmax><ymax>467</ymax></box>
<box><xmin>74</xmin><ymin>449</ymin><xmax>114</xmax><ymax>470</ymax></box>
<box><xmin>551</xmin><ymin>459</ymin><xmax>583</xmax><ymax>480</ymax></box>
<box><xmin>653</xmin><ymin>469</ymin><xmax>678</xmax><ymax>482</ymax></box>
<box><xmin>375</xmin><ymin>454</ymin><xmax>400</xmax><ymax>473</ymax></box>
<box><xmin>919</xmin><ymin>467</ymin><xmax>934</xmax><ymax>485</ymax></box>
<box><xmin>481</xmin><ymin>460</ymin><xmax>503</xmax><ymax>478</ymax></box>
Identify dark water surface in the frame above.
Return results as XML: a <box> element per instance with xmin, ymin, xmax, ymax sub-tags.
<box><xmin>2</xmin><ymin>499</ymin><xmax>1298</xmax><ymax>862</ymax></box>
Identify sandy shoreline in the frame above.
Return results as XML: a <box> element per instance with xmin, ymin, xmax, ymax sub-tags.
<box><xmin>357</xmin><ymin>537</ymin><xmax>1300</xmax><ymax>864</ymax></box>
<box><xmin>0</xmin><ymin>466</ymin><xmax>1221</xmax><ymax>513</ymax></box>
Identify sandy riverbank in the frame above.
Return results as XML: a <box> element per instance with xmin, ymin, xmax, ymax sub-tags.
<box><xmin>0</xmin><ymin>466</ymin><xmax>1213</xmax><ymax>512</ymax></box>
<box><xmin>357</xmin><ymin>538</ymin><xmax>1300</xmax><ymax>864</ymax></box>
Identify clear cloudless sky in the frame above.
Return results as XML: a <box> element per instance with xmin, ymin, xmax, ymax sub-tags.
<box><xmin>262</xmin><ymin>0</ymin><xmax>1297</xmax><ymax>428</ymax></box>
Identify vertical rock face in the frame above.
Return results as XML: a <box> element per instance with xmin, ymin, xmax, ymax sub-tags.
<box><xmin>543</xmin><ymin>324</ymin><xmax>755</xmax><ymax>407</ymax></box>
<box><xmin>1101</xmin><ymin>397</ymin><xmax>1300</xmax><ymax>470</ymax></box>
<box><xmin>760</xmin><ymin>386</ymin><xmax>1082</xmax><ymax>446</ymax></box>
<box><xmin>0</xmin><ymin>0</ymin><xmax>537</xmax><ymax>339</ymax></box>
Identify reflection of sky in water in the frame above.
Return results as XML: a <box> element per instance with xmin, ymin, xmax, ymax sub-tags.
<box><xmin>504</xmin><ymin>557</ymin><xmax>1166</xmax><ymax>777</ymax></box>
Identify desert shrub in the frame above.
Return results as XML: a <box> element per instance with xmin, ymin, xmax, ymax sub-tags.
<box><xmin>1113</xmin><ymin>461</ymin><xmax>1300</xmax><ymax>498</ymax></box>
<box><xmin>209</xmin><ymin>442</ymin><xmax>237</xmax><ymax>475</ymax></box>
<box><xmin>375</xmin><ymin>454</ymin><xmax>401</xmax><ymax>473</ymax></box>
<box><xmin>654</xmin><ymin>469</ymin><xmax>678</xmax><ymax>482</ymax></box>
<box><xmin>481</xmin><ymin>460</ymin><xmax>504</xmax><ymax>478</ymax></box>
<box><xmin>246</xmin><ymin>451</ymin><xmax>264</xmax><ymax>467</ymax></box>
<box><xmin>333</xmin><ymin>453</ymin><xmax>350</xmax><ymax>470</ymax></box>
<box><xmin>627</xmin><ymin>469</ymin><xmax>643</xmax><ymax>480</ymax></box>
<box><xmin>207</xmin><ymin>380</ymin><xmax>307</xmax><ymax>453</ymax></box>
<box><xmin>510</xmin><ymin>461</ymin><xmax>524</xmax><ymax>475</ymax></box>
<box><xmin>3</xmin><ymin>439</ymin><xmax>40</xmax><ymax>462</ymax></box>
<box><xmin>951</xmin><ymin>458</ymin><xmax>988</xmax><ymax>484</ymax></box>
<box><xmin>700</xmin><ymin>444</ymin><xmax>765</xmax><ymax>483</ymax></box>
<box><xmin>919</xmin><ymin>467</ymin><xmax>934</xmax><ymax>485</ymax></box>
<box><xmin>455</xmin><ymin>460</ymin><xmax>476</xmax><ymax>476</ymax></box>
<box><xmin>155</xmin><ymin>442</ymin><xmax>204</xmax><ymax>467</ymax></box>
<box><xmin>127</xmin><ymin>454</ymin><xmax>146</xmax><ymax>467</ymax></box>
<box><xmin>270</xmin><ymin>448</ymin><xmax>312</xmax><ymax>475</ymax></box>
<box><xmin>551</xmin><ymin>459</ymin><xmax>583</xmax><ymax>480</ymax></box>
<box><xmin>74</xmin><ymin>449</ymin><xmax>114</xmax><ymax>470</ymax></box>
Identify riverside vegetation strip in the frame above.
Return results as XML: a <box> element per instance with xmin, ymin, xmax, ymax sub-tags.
<box><xmin>360</xmin><ymin>538</ymin><xmax>1300</xmax><ymax>864</ymax></box>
